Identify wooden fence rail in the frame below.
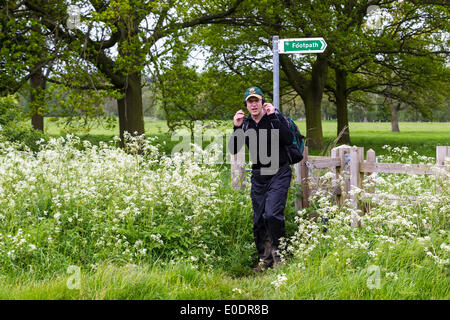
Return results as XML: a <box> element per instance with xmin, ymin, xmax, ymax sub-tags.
<box><xmin>231</xmin><ymin>145</ymin><xmax>450</xmax><ymax>211</ymax></box>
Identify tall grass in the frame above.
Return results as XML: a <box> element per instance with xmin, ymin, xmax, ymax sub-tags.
<box><xmin>1</xmin><ymin>253</ymin><xmax>448</xmax><ymax>299</ymax></box>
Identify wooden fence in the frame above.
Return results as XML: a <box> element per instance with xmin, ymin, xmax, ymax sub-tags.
<box><xmin>231</xmin><ymin>145</ymin><xmax>450</xmax><ymax>213</ymax></box>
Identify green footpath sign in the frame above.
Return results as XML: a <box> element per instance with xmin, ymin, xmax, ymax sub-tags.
<box><xmin>273</xmin><ymin>36</ymin><xmax>327</xmax><ymax>110</ymax></box>
<box><xmin>279</xmin><ymin>38</ymin><xmax>327</xmax><ymax>54</ymax></box>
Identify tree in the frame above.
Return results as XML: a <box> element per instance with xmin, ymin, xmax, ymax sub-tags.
<box><xmin>326</xmin><ymin>0</ymin><xmax>449</xmax><ymax>138</ymax></box>
<box><xmin>1</xmin><ymin>1</ymin><xmax>114</xmax><ymax>131</ymax></box>
<box><xmin>154</xmin><ymin>38</ymin><xmax>250</xmax><ymax>134</ymax></box>
<box><xmin>352</xmin><ymin>1</ymin><xmax>450</xmax><ymax>131</ymax></box>
<box><xmin>1</xmin><ymin>0</ymin><xmax>55</xmax><ymax>130</ymax></box>
<box><xmin>196</xmin><ymin>0</ymin><xmax>335</xmax><ymax>150</ymax></box>
<box><xmin>368</xmin><ymin>63</ymin><xmax>450</xmax><ymax>131</ymax></box>
<box><xmin>196</xmin><ymin>0</ymin><xmax>428</xmax><ymax>149</ymax></box>
<box><xmin>21</xmin><ymin>0</ymin><xmax>244</xmax><ymax>145</ymax></box>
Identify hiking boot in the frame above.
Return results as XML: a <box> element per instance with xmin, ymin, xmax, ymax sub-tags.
<box><xmin>252</xmin><ymin>261</ymin><xmax>271</xmax><ymax>273</ymax></box>
<box><xmin>252</xmin><ymin>239</ymin><xmax>273</xmax><ymax>273</ymax></box>
<box><xmin>271</xmin><ymin>249</ymin><xmax>284</xmax><ymax>269</ymax></box>
<box><xmin>272</xmin><ymin>260</ymin><xmax>284</xmax><ymax>269</ymax></box>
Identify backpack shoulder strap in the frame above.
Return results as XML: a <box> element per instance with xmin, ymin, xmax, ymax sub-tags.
<box><xmin>274</xmin><ymin>110</ymin><xmax>291</xmax><ymax>128</ymax></box>
<box><xmin>285</xmin><ymin>116</ymin><xmax>294</xmax><ymax>129</ymax></box>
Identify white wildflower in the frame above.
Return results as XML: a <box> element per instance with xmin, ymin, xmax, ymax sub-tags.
<box><xmin>440</xmin><ymin>243</ymin><xmax>450</xmax><ymax>252</ymax></box>
<box><xmin>271</xmin><ymin>273</ymin><xmax>288</xmax><ymax>289</ymax></box>
<box><xmin>385</xmin><ymin>272</ymin><xmax>398</xmax><ymax>281</ymax></box>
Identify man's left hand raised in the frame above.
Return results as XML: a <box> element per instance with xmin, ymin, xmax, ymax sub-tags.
<box><xmin>263</xmin><ymin>103</ymin><xmax>275</xmax><ymax>115</ymax></box>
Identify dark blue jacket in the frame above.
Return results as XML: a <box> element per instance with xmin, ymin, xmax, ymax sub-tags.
<box><xmin>229</xmin><ymin>113</ymin><xmax>293</xmax><ymax>171</ymax></box>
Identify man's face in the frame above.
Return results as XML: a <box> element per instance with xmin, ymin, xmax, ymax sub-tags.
<box><xmin>246</xmin><ymin>96</ymin><xmax>263</xmax><ymax>117</ymax></box>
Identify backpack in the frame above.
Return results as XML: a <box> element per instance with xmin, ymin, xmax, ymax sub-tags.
<box><xmin>242</xmin><ymin>111</ymin><xmax>305</xmax><ymax>164</ymax></box>
<box><xmin>278</xmin><ymin>112</ymin><xmax>305</xmax><ymax>164</ymax></box>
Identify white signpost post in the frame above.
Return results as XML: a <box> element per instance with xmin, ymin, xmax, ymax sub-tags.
<box><xmin>272</xmin><ymin>36</ymin><xmax>327</xmax><ymax>110</ymax></box>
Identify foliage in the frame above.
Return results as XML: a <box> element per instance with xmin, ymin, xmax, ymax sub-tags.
<box><xmin>0</xmin><ymin>0</ymin><xmax>52</xmax><ymax>96</ymax></box>
<box><xmin>0</xmin><ymin>95</ymin><xmax>21</xmax><ymax>126</ymax></box>
<box><xmin>157</xmin><ymin>43</ymin><xmax>249</xmax><ymax>134</ymax></box>
<box><xmin>43</xmin><ymin>83</ymin><xmax>119</xmax><ymax>134</ymax></box>
<box><xmin>0</xmin><ymin>133</ymin><xmax>255</xmax><ymax>277</ymax></box>
<box><xmin>13</xmin><ymin>0</ymin><xmax>246</xmax><ymax>139</ymax></box>
<box><xmin>1</xmin><ymin>1</ymin><xmax>126</xmax><ymax>132</ymax></box>
<box><xmin>0</xmin><ymin>133</ymin><xmax>448</xmax><ymax>298</ymax></box>
<box><xmin>194</xmin><ymin>0</ymin><xmax>450</xmax><ymax>147</ymax></box>
<box><xmin>0</xmin><ymin>95</ymin><xmax>48</xmax><ymax>151</ymax></box>
<box><xmin>282</xmin><ymin>146</ymin><xmax>449</xmax><ymax>281</ymax></box>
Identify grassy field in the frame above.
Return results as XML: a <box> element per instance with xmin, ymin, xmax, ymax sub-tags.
<box><xmin>44</xmin><ymin>118</ymin><xmax>450</xmax><ymax>157</ymax></box>
<box><xmin>1</xmin><ymin>118</ymin><xmax>449</xmax><ymax>301</ymax></box>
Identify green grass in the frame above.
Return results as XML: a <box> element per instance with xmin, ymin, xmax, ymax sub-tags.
<box><xmin>43</xmin><ymin>118</ymin><xmax>450</xmax><ymax>158</ymax></box>
<box><xmin>296</xmin><ymin>121</ymin><xmax>450</xmax><ymax>157</ymax></box>
<box><xmin>1</xmin><ymin>255</ymin><xmax>448</xmax><ymax>300</ymax></box>
<box><xmin>44</xmin><ymin>117</ymin><xmax>169</xmax><ymax>136</ymax></box>
<box><xmin>336</xmin><ymin>122</ymin><xmax>450</xmax><ymax>158</ymax></box>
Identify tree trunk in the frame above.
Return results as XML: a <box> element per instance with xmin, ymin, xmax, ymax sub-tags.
<box><xmin>391</xmin><ymin>102</ymin><xmax>400</xmax><ymax>132</ymax></box>
<box><xmin>117</xmin><ymin>97</ymin><xmax>127</xmax><ymax>147</ymax></box>
<box><xmin>304</xmin><ymin>54</ymin><xmax>327</xmax><ymax>150</ymax></box>
<box><xmin>303</xmin><ymin>93</ymin><xmax>324</xmax><ymax>150</ymax></box>
<box><xmin>117</xmin><ymin>72</ymin><xmax>145</xmax><ymax>147</ymax></box>
<box><xmin>30</xmin><ymin>68</ymin><xmax>46</xmax><ymax>131</ymax></box>
<box><xmin>335</xmin><ymin>68</ymin><xmax>351</xmax><ymax>144</ymax></box>
<box><xmin>279</xmin><ymin>54</ymin><xmax>327</xmax><ymax>151</ymax></box>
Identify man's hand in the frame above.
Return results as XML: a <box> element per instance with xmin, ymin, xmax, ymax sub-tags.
<box><xmin>233</xmin><ymin>109</ymin><xmax>245</xmax><ymax>127</ymax></box>
<box><xmin>263</xmin><ymin>103</ymin><xmax>275</xmax><ymax>115</ymax></box>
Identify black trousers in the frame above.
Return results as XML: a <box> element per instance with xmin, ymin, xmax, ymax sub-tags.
<box><xmin>250</xmin><ymin>165</ymin><xmax>292</xmax><ymax>264</ymax></box>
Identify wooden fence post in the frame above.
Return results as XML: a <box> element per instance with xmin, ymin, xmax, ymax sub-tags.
<box><xmin>349</xmin><ymin>146</ymin><xmax>363</xmax><ymax>209</ymax></box>
<box><xmin>294</xmin><ymin>161</ymin><xmax>302</xmax><ymax>211</ymax></box>
<box><xmin>332</xmin><ymin>145</ymin><xmax>351</xmax><ymax>204</ymax></box>
<box><xmin>358</xmin><ymin>147</ymin><xmax>364</xmax><ymax>191</ymax></box>
<box><xmin>331</xmin><ymin>146</ymin><xmax>342</xmax><ymax>205</ymax></box>
<box><xmin>349</xmin><ymin>146</ymin><xmax>364</xmax><ymax>227</ymax></box>
<box><xmin>366</xmin><ymin>149</ymin><xmax>376</xmax><ymax>164</ymax></box>
<box><xmin>231</xmin><ymin>147</ymin><xmax>246</xmax><ymax>190</ymax></box>
<box><xmin>366</xmin><ymin>149</ymin><xmax>376</xmax><ymax>194</ymax></box>
<box><xmin>295</xmin><ymin>146</ymin><xmax>309</xmax><ymax>210</ymax></box>
<box><xmin>363</xmin><ymin>149</ymin><xmax>376</xmax><ymax>214</ymax></box>
<box><xmin>435</xmin><ymin>146</ymin><xmax>449</xmax><ymax>195</ymax></box>
<box><xmin>436</xmin><ymin>146</ymin><xmax>449</xmax><ymax>165</ymax></box>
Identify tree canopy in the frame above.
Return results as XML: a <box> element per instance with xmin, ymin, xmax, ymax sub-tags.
<box><xmin>1</xmin><ymin>0</ymin><xmax>448</xmax><ymax>150</ymax></box>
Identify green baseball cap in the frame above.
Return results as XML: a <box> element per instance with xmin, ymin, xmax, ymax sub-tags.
<box><xmin>244</xmin><ymin>86</ymin><xmax>264</xmax><ymax>101</ymax></box>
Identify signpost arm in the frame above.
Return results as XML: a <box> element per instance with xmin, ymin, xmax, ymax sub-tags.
<box><xmin>273</xmin><ymin>35</ymin><xmax>279</xmax><ymax>111</ymax></box>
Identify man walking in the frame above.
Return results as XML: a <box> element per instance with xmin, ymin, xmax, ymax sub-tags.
<box><xmin>229</xmin><ymin>86</ymin><xmax>293</xmax><ymax>271</ymax></box>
